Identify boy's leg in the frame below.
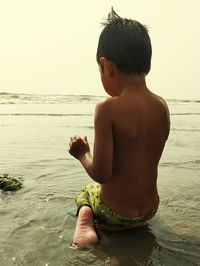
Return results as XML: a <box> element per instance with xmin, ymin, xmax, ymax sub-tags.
<box><xmin>73</xmin><ymin>206</ymin><xmax>98</xmax><ymax>248</ymax></box>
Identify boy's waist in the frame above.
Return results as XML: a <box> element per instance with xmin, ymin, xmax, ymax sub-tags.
<box><xmin>101</xmin><ymin>185</ymin><xmax>159</xmax><ymax>218</ymax></box>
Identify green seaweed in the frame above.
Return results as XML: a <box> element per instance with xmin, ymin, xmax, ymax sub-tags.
<box><xmin>0</xmin><ymin>173</ymin><xmax>22</xmax><ymax>191</ymax></box>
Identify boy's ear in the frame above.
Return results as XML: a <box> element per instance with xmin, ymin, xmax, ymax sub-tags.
<box><xmin>145</xmin><ymin>68</ymin><xmax>150</xmax><ymax>75</ymax></box>
<box><xmin>99</xmin><ymin>57</ymin><xmax>114</xmax><ymax>77</ymax></box>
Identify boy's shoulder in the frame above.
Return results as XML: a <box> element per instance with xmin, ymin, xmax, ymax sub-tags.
<box><xmin>94</xmin><ymin>97</ymin><xmax>120</xmax><ymax>123</ymax></box>
<box><xmin>95</xmin><ymin>97</ymin><xmax>118</xmax><ymax>111</ymax></box>
<box><xmin>156</xmin><ymin>95</ymin><xmax>170</xmax><ymax>119</ymax></box>
<box><xmin>156</xmin><ymin>94</ymin><xmax>168</xmax><ymax>108</ymax></box>
<box><xmin>148</xmin><ymin>92</ymin><xmax>169</xmax><ymax>112</ymax></box>
<box><xmin>152</xmin><ymin>93</ymin><xmax>170</xmax><ymax>138</ymax></box>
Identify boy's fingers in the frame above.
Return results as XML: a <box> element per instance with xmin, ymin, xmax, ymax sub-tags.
<box><xmin>70</xmin><ymin>136</ymin><xmax>82</xmax><ymax>144</ymax></box>
<box><xmin>70</xmin><ymin>137</ymin><xmax>77</xmax><ymax>143</ymax></box>
<box><xmin>69</xmin><ymin>138</ymin><xmax>77</xmax><ymax>146</ymax></box>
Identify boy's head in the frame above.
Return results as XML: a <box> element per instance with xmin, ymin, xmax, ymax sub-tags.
<box><xmin>96</xmin><ymin>8</ymin><xmax>152</xmax><ymax>75</ymax></box>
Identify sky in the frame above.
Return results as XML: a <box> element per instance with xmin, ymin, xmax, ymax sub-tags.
<box><xmin>0</xmin><ymin>0</ymin><xmax>200</xmax><ymax>100</ymax></box>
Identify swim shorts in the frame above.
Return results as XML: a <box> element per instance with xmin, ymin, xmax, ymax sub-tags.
<box><xmin>75</xmin><ymin>183</ymin><xmax>159</xmax><ymax>227</ymax></box>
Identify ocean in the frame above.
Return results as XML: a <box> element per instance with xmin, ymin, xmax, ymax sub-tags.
<box><xmin>0</xmin><ymin>92</ymin><xmax>200</xmax><ymax>266</ymax></box>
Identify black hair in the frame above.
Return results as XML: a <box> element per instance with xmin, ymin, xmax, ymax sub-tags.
<box><xmin>96</xmin><ymin>8</ymin><xmax>152</xmax><ymax>74</ymax></box>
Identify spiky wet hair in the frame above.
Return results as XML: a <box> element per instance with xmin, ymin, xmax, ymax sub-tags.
<box><xmin>96</xmin><ymin>8</ymin><xmax>152</xmax><ymax>74</ymax></box>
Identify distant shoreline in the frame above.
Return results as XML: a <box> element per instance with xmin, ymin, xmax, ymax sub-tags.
<box><xmin>0</xmin><ymin>91</ymin><xmax>200</xmax><ymax>102</ymax></box>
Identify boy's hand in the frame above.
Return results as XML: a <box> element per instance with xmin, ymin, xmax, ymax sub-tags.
<box><xmin>69</xmin><ymin>136</ymin><xmax>90</xmax><ymax>160</ymax></box>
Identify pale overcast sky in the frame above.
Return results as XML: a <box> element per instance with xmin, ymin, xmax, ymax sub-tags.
<box><xmin>0</xmin><ymin>0</ymin><xmax>200</xmax><ymax>99</ymax></box>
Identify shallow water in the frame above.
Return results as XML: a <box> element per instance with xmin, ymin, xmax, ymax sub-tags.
<box><xmin>0</xmin><ymin>93</ymin><xmax>200</xmax><ymax>265</ymax></box>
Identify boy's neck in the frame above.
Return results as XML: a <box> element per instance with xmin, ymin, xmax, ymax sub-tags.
<box><xmin>114</xmin><ymin>73</ymin><xmax>148</xmax><ymax>96</ymax></box>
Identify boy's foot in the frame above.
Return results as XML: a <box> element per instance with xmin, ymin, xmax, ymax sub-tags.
<box><xmin>72</xmin><ymin>206</ymin><xmax>98</xmax><ymax>248</ymax></box>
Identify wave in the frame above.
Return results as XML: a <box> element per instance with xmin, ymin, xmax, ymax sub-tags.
<box><xmin>0</xmin><ymin>92</ymin><xmax>200</xmax><ymax>105</ymax></box>
<box><xmin>0</xmin><ymin>113</ymin><xmax>93</xmax><ymax>116</ymax></box>
<box><xmin>171</xmin><ymin>112</ymin><xmax>200</xmax><ymax>116</ymax></box>
<box><xmin>1</xmin><ymin>112</ymin><xmax>199</xmax><ymax>117</ymax></box>
<box><xmin>0</xmin><ymin>92</ymin><xmax>12</xmax><ymax>95</ymax></box>
<box><xmin>0</xmin><ymin>102</ymin><xmax>16</xmax><ymax>104</ymax></box>
<box><xmin>160</xmin><ymin>159</ymin><xmax>200</xmax><ymax>168</ymax></box>
<box><xmin>172</xmin><ymin>128</ymin><xmax>200</xmax><ymax>132</ymax></box>
<box><xmin>0</xmin><ymin>93</ymin><xmax>105</xmax><ymax>105</ymax></box>
<box><xmin>167</xmin><ymin>98</ymin><xmax>200</xmax><ymax>103</ymax></box>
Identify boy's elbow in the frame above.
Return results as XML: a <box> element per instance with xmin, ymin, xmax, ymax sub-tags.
<box><xmin>91</xmin><ymin>168</ymin><xmax>111</xmax><ymax>184</ymax></box>
<box><xmin>92</xmin><ymin>176</ymin><xmax>110</xmax><ymax>184</ymax></box>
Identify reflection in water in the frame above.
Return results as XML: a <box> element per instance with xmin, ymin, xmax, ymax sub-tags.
<box><xmin>91</xmin><ymin>216</ymin><xmax>200</xmax><ymax>266</ymax></box>
<box><xmin>93</xmin><ymin>225</ymin><xmax>158</xmax><ymax>265</ymax></box>
<box><xmin>149</xmin><ymin>217</ymin><xmax>200</xmax><ymax>266</ymax></box>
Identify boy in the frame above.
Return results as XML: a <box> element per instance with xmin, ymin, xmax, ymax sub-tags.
<box><xmin>69</xmin><ymin>8</ymin><xmax>170</xmax><ymax>248</ymax></box>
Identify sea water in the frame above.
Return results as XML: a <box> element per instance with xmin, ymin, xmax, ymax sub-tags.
<box><xmin>0</xmin><ymin>92</ymin><xmax>200</xmax><ymax>266</ymax></box>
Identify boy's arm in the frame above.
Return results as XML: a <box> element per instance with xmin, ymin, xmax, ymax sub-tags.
<box><xmin>69</xmin><ymin>100</ymin><xmax>113</xmax><ymax>184</ymax></box>
<box><xmin>84</xmin><ymin>100</ymin><xmax>113</xmax><ymax>183</ymax></box>
<box><xmin>160</xmin><ymin>97</ymin><xmax>170</xmax><ymax>140</ymax></box>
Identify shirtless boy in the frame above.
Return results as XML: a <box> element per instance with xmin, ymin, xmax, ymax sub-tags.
<box><xmin>69</xmin><ymin>9</ymin><xmax>170</xmax><ymax>248</ymax></box>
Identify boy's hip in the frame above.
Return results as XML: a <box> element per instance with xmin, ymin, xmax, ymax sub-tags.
<box><xmin>75</xmin><ymin>182</ymin><xmax>159</xmax><ymax>227</ymax></box>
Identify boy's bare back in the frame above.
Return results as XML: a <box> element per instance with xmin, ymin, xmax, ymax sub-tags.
<box><xmin>98</xmin><ymin>86</ymin><xmax>170</xmax><ymax>218</ymax></box>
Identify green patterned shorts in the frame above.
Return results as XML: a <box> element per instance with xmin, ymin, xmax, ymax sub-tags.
<box><xmin>75</xmin><ymin>183</ymin><xmax>159</xmax><ymax>227</ymax></box>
